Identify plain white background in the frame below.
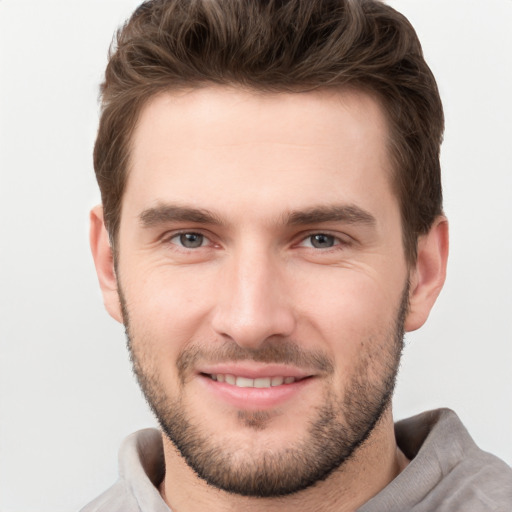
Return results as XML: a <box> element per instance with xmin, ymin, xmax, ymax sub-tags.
<box><xmin>0</xmin><ymin>1</ymin><xmax>511</xmax><ymax>510</ymax></box>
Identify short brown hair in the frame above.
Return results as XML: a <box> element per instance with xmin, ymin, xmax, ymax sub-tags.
<box><xmin>94</xmin><ymin>0</ymin><xmax>444</xmax><ymax>263</ymax></box>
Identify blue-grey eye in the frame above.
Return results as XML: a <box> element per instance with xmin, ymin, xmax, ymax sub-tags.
<box><xmin>179</xmin><ymin>233</ymin><xmax>204</xmax><ymax>248</ymax></box>
<box><xmin>310</xmin><ymin>234</ymin><xmax>335</xmax><ymax>248</ymax></box>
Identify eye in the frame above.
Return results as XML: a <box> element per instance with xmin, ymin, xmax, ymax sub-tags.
<box><xmin>303</xmin><ymin>233</ymin><xmax>338</xmax><ymax>249</ymax></box>
<box><xmin>170</xmin><ymin>232</ymin><xmax>207</xmax><ymax>249</ymax></box>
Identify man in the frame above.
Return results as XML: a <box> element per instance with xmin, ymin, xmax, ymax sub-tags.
<box><xmin>84</xmin><ymin>0</ymin><xmax>512</xmax><ymax>510</ymax></box>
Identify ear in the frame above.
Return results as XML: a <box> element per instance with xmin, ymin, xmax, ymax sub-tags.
<box><xmin>89</xmin><ymin>205</ymin><xmax>123</xmax><ymax>323</ymax></box>
<box><xmin>405</xmin><ymin>216</ymin><xmax>449</xmax><ymax>332</ymax></box>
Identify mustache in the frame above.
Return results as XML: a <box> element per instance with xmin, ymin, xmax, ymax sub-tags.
<box><xmin>176</xmin><ymin>339</ymin><xmax>334</xmax><ymax>382</ymax></box>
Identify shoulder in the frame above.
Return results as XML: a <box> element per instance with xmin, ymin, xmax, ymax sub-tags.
<box><xmin>80</xmin><ymin>428</ymin><xmax>168</xmax><ymax>512</ymax></box>
<box><xmin>432</xmin><ymin>410</ymin><xmax>512</xmax><ymax>510</ymax></box>
<box><xmin>401</xmin><ymin>409</ymin><xmax>512</xmax><ymax>511</ymax></box>
<box><xmin>80</xmin><ymin>480</ymin><xmax>138</xmax><ymax>512</ymax></box>
<box><xmin>361</xmin><ymin>409</ymin><xmax>512</xmax><ymax>512</ymax></box>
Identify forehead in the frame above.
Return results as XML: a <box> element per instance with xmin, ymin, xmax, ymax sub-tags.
<box><xmin>124</xmin><ymin>86</ymin><xmax>396</xmax><ymax>225</ymax></box>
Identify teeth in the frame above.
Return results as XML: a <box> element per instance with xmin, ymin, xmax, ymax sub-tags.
<box><xmin>271</xmin><ymin>376</ymin><xmax>284</xmax><ymax>386</ymax></box>
<box><xmin>210</xmin><ymin>374</ymin><xmax>298</xmax><ymax>388</ymax></box>
<box><xmin>254</xmin><ymin>377</ymin><xmax>271</xmax><ymax>388</ymax></box>
<box><xmin>236</xmin><ymin>376</ymin><xmax>254</xmax><ymax>388</ymax></box>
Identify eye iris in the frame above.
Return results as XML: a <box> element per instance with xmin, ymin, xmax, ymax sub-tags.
<box><xmin>311</xmin><ymin>234</ymin><xmax>334</xmax><ymax>248</ymax></box>
<box><xmin>180</xmin><ymin>233</ymin><xmax>203</xmax><ymax>248</ymax></box>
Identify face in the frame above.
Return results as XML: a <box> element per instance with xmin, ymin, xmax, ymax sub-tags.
<box><xmin>114</xmin><ymin>87</ymin><xmax>411</xmax><ymax>496</ymax></box>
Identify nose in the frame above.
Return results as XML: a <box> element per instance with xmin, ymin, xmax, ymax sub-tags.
<box><xmin>211</xmin><ymin>246</ymin><xmax>296</xmax><ymax>349</ymax></box>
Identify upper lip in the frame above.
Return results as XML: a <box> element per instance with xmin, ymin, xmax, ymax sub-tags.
<box><xmin>197</xmin><ymin>363</ymin><xmax>314</xmax><ymax>380</ymax></box>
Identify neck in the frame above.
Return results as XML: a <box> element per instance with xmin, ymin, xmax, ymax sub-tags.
<box><xmin>160</xmin><ymin>407</ymin><xmax>408</xmax><ymax>512</ymax></box>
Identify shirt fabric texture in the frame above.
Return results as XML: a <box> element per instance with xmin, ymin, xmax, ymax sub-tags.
<box><xmin>81</xmin><ymin>409</ymin><xmax>512</xmax><ymax>511</ymax></box>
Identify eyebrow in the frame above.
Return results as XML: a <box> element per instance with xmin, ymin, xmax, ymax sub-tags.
<box><xmin>286</xmin><ymin>205</ymin><xmax>376</xmax><ymax>227</ymax></box>
<box><xmin>139</xmin><ymin>203</ymin><xmax>376</xmax><ymax>228</ymax></box>
<box><xmin>139</xmin><ymin>205</ymin><xmax>223</xmax><ymax>227</ymax></box>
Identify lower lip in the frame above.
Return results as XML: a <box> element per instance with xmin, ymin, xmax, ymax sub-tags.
<box><xmin>198</xmin><ymin>374</ymin><xmax>313</xmax><ymax>410</ymax></box>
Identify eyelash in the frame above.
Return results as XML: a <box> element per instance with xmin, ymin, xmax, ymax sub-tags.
<box><xmin>297</xmin><ymin>232</ymin><xmax>349</xmax><ymax>250</ymax></box>
<box><xmin>164</xmin><ymin>231</ymin><xmax>351</xmax><ymax>251</ymax></box>
<box><xmin>166</xmin><ymin>231</ymin><xmax>211</xmax><ymax>250</ymax></box>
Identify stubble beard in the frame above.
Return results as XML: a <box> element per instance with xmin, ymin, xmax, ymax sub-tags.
<box><xmin>121</xmin><ymin>284</ymin><xmax>408</xmax><ymax>498</ymax></box>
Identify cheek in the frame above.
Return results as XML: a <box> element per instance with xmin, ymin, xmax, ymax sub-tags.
<box><xmin>122</xmin><ymin>256</ymin><xmax>405</xmax><ymax>367</ymax></box>
<box><xmin>295</xmin><ymin>271</ymin><xmax>403</xmax><ymax>369</ymax></box>
<box><xmin>122</xmin><ymin>267</ymin><xmax>215</xmax><ymax>355</ymax></box>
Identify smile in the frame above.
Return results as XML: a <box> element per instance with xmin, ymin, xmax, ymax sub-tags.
<box><xmin>198</xmin><ymin>370</ymin><xmax>314</xmax><ymax>409</ymax></box>
<box><xmin>207</xmin><ymin>374</ymin><xmax>300</xmax><ymax>388</ymax></box>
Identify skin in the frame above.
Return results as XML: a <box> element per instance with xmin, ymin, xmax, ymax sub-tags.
<box><xmin>91</xmin><ymin>86</ymin><xmax>448</xmax><ymax>512</ymax></box>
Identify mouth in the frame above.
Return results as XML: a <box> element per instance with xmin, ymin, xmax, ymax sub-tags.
<box><xmin>201</xmin><ymin>373</ymin><xmax>306</xmax><ymax>388</ymax></box>
<box><xmin>197</xmin><ymin>367</ymin><xmax>315</xmax><ymax>410</ymax></box>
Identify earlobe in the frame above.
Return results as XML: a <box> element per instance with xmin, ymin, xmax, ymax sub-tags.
<box><xmin>89</xmin><ymin>205</ymin><xmax>123</xmax><ymax>323</ymax></box>
<box><xmin>405</xmin><ymin>216</ymin><xmax>449</xmax><ymax>332</ymax></box>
